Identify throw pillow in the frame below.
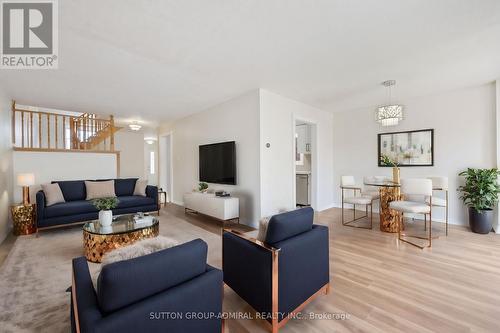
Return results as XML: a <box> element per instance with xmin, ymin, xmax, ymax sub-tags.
<box><xmin>133</xmin><ymin>179</ymin><xmax>148</xmax><ymax>196</ymax></box>
<box><xmin>257</xmin><ymin>216</ymin><xmax>272</xmax><ymax>242</ymax></box>
<box><xmin>91</xmin><ymin>236</ymin><xmax>179</xmax><ymax>290</ymax></box>
<box><xmin>85</xmin><ymin>180</ymin><xmax>116</xmax><ymax>200</ymax></box>
<box><xmin>41</xmin><ymin>183</ymin><xmax>65</xmax><ymax>206</ymax></box>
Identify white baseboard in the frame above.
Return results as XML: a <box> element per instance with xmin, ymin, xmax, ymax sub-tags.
<box><xmin>171</xmin><ymin>200</ymin><xmax>184</xmax><ymax>206</ymax></box>
<box><xmin>318</xmin><ymin>203</ymin><xmax>338</xmax><ymax>211</ymax></box>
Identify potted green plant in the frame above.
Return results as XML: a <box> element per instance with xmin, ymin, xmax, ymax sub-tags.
<box><xmin>198</xmin><ymin>182</ymin><xmax>208</xmax><ymax>193</ymax></box>
<box><xmin>92</xmin><ymin>197</ymin><xmax>119</xmax><ymax>226</ymax></box>
<box><xmin>380</xmin><ymin>154</ymin><xmax>400</xmax><ymax>184</ymax></box>
<box><xmin>458</xmin><ymin>168</ymin><xmax>500</xmax><ymax>234</ymax></box>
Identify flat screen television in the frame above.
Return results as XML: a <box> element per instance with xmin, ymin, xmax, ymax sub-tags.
<box><xmin>199</xmin><ymin>141</ymin><xmax>236</xmax><ymax>185</ymax></box>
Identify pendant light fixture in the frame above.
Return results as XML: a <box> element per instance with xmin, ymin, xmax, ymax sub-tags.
<box><xmin>375</xmin><ymin>80</ymin><xmax>404</xmax><ymax>126</ymax></box>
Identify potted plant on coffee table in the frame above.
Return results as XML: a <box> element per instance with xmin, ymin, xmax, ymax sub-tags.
<box><xmin>92</xmin><ymin>197</ymin><xmax>119</xmax><ymax>227</ymax></box>
<box><xmin>458</xmin><ymin>168</ymin><xmax>500</xmax><ymax>234</ymax></box>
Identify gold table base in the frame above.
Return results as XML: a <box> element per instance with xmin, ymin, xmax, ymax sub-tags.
<box><xmin>379</xmin><ymin>187</ymin><xmax>403</xmax><ymax>233</ymax></box>
<box><xmin>83</xmin><ymin>224</ymin><xmax>159</xmax><ymax>263</ymax></box>
<box><xmin>11</xmin><ymin>204</ymin><xmax>36</xmax><ymax>235</ymax></box>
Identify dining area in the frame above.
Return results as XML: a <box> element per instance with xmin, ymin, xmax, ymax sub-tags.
<box><xmin>340</xmin><ymin>174</ymin><xmax>449</xmax><ymax>249</ymax></box>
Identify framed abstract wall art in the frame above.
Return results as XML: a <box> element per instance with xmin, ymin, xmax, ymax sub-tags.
<box><xmin>378</xmin><ymin>129</ymin><xmax>434</xmax><ymax>167</ymax></box>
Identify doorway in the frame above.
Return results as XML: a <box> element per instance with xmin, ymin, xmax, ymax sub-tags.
<box><xmin>294</xmin><ymin>120</ymin><xmax>316</xmax><ymax>209</ymax></box>
<box><xmin>159</xmin><ymin>133</ymin><xmax>173</xmax><ymax>204</ymax></box>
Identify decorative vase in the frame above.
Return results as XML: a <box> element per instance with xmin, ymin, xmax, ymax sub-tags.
<box><xmin>392</xmin><ymin>167</ymin><xmax>400</xmax><ymax>184</ymax></box>
<box><xmin>99</xmin><ymin>210</ymin><xmax>113</xmax><ymax>226</ymax></box>
<box><xmin>468</xmin><ymin>207</ymin><xmax>493</xmax><ymax>234</ymax></box>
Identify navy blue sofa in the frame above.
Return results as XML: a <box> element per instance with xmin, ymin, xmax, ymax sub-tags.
<box><xmin>36</xmin><ymin>178</ymin><xmax>159</xmax><ymax>229</ymax></box>
<box><xmin>223</xmin><ymin>207</ymin><xmax>330</xmax><ymax>332</ymax></box>
<box><xmin>71</xmin><ymin>239</ymin><xmax>223</xmax><ymax>333</ymax></box>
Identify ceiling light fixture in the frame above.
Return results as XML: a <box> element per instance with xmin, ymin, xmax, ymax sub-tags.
<box><xmin>129</xmin><ymin>122</ymin><xmax>142</xmax><ymax>131</ymax></box>
<box><xmin>376</xmin><ymin>80</ymin><xmax>404</xmax><ymax>127</ymax></box>
<box><xmin>145</xmin><ymin>137</ymin><xmax>157</xmax><ymax>145</ymax></box>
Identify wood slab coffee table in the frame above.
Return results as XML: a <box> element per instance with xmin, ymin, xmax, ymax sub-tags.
<box><xmin>83</xmin><ymin>214</ymin><xmax>159</xmax><ymax>263</ymax></box>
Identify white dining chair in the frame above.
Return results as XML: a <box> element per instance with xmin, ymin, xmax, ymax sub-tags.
<box><xmin>341</xmin><ymin>176</ymin><xmax>373</xmax><ymax>229</ymax></box>
<box><xmin>361</xmin><ymin>176</ymin><xmax>384</xmax><ymax>201</ymax></box>
<box><xmin>389</xmin><ymin>178</ymin><xmax>433</xmax><ymax>249</ymax></box>
<box><xmin>426</xmin><ymin>176</ymin><xmax>449</xmax><ymax>236</ymax></box>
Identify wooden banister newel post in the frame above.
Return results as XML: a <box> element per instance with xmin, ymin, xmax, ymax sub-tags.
<box><xmin>110</xmin><ymin>115</ymin><xmax>115</xmax><ymax>151</ymax></box>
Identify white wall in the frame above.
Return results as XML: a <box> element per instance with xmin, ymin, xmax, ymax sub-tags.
<box><xmin>259</xmin><ymin>90</ymin><xmax>334</xmax><ymax>216</ymax></box>
<box><xmin>12</xmin><ymin>151</ymin><xmax>117</xmax><ymax>202</ymax></box>
<box><xmin>496</xmin><ymin>79</ymin><xmax>500</xmax><ymax>233</ymax></box>
<box><xmin>0</xmin><ymin>90</ymin><xmax>13</xmax><ymax>243</ymax></box>
<box><xmin>114</xmin><ymin>130</ymin><xmax>145</xmax><ymax>179</ymax></box>
<box><xmin>159</xmin><ymin>90</ymin><xmax>261</xmax><ymax>227</ymax></box>
<box><xmin>333</xmin><ymin>83</ymin><xmax>497</xmax><ymax>225</ymax></box>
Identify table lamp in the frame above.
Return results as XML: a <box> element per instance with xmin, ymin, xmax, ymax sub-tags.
<box><xmin>17</xmin><ymin>173</ymin><xmax>35</xmax><ymax>205</ymax></box>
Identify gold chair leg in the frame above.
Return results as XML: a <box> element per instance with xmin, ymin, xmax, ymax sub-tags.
<box><xmin>429</xmin><ymin>210</ymin><xmax>432</xmax><ymax>248</ymax></box>
<box><xmin>342</xmin><ymin>204</ymin><xmax>371</xmax><ymax>229</ymax></box>
<box><xmin>398</xmin><ymin>212</ymin><xmax>433</xmax><ymax>249</ymax></box>
<box><xmin>445</xmin><ymin>191</ymin><xmax>449</xmax><ymax>236</ymax></box>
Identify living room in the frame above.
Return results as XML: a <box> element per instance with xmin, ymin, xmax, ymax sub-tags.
<box><xmin>1</xmin><ymin>1</ymin><xmax>500</xmax><ymax>333</ymax></box>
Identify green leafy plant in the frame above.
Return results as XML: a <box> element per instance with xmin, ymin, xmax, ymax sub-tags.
<box><xmin>380</xmin><ymin>154</ymin><xmax>399</xmax><ymax>167</ymax></box>
<box><xmin>198</xmin><ymin>182</ymin><xmax>208</xmax><ymax>192</ymax></box>
<box><xmin>458</xmin><ymin>168</ymin><xmax>500</xmax><ymax>212</ymax></box>
<box><xmin>92</xmin><ymin>197</ymin><xmax>119</xmax><ymax>211</ymax></box>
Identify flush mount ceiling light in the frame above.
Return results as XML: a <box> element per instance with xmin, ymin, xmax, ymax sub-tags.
<box><xmin>129</xmin><ymin>122</ymin><xmax>142</xmax><ymax>131</ymax></box>
<box><xmin>375</xmin><ymin>80</ymin><xmax>404</xmax><ymax>127</ymax></box>
<box><xmin>145</xmin><ymin>137</ymin><xmax>157</xmax><ymax>145</ymax></box>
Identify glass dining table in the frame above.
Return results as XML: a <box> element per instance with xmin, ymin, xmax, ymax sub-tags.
<box><xmin>363</xmin><ymin>180</ymin><xmax>401</xmax><ymax>233</ymax></box>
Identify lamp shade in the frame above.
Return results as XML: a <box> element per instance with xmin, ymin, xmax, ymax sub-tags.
<box><xmin>17</xmin><ymin>173</ymin><xmax>35</xmax><ymax>186</ymax></box>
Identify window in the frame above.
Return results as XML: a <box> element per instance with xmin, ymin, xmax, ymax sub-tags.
<box><xmin>150</xmin><ymin>151</ymin><xmax>155</xmax><ymax>174</ymax></box>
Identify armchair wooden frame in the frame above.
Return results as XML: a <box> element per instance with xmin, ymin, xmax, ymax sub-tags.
<box><xmin>222</xmin><ymin>228</ymin><xmax>330</xmax><ymax>333</ymax></box>
<box><xmin>340</xmin><ymin>186</ymin><xmax>373</xmax><ymax>229</ymax></box>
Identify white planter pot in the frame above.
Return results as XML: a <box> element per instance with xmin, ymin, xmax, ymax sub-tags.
<box><xmin>99</xmin><ymin>210</ymin><xmax>113</xmax><ymax>226</ymax></box>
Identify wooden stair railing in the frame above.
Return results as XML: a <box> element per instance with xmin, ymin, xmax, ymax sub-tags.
<box><xmin>11</xmin><ymin>101</ymin><xmax>120</xmax><ymax>152</ymax></box>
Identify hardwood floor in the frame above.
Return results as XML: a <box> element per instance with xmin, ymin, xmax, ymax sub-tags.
<box><xmin>171</xmin><ymin>204</ymin><xmax>500</xmax><ymax>333</ymax></box>
<box><xmin>1</xmin><ymin>204</ymin><xmax>498</xmax><ymax>332</ymax></box>
<box><xmin>165</xmin><ymin>205</ymin><xmax>500</xmax><ymax>332</ymax></box>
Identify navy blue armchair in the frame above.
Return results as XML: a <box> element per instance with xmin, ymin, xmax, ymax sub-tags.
<box><xmin>71</xmin><ymin>239</ymin><xmax>223</xmax><ymax>333</ymax></box>
<box><xmin>223</xmin><ymin>207</ymin><xmax>329</xmax><ymax>333</ymax></box>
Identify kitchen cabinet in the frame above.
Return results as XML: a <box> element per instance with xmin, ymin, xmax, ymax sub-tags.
<box><xmin>296</xmin><ymin>124</ymin><xmax>311</xmax><ymax>154</ymax></box>
<box><xmin>296</xmin><ymin>173</ymin><xmax>310</xmax><ymax>206</ymax></box>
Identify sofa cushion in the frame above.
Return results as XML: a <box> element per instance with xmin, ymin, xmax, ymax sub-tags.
<box><xmin>45</xmin><ymin>200</ymin><xmax>97</xmax><ymax>218</ymax></box>
<box><xmin>52</xmin><ymin>180</ymin><xmax>86</xmax><ymax>202</ymax></box>
<box><xmin>85</xmin><ymin>180</ymin><xmax>116</xmax><ymax>200</ymax></box>
<box><xmin>41</xmin><ymin>183</ymin><xmax>65</xmax><ymax>206</ymax></box>
<box><xmin>97</xmin><ymin>238</ymin><xmax>208</xmax><ymax>313</ymax></box>
<box><xmin>114</xmin><ymin>178</ymin><xmax>138</xmax><ymax>196</ymax></box>
<box><xmin>133</xmin><ymin>180</ymin><xmax>148</xmax><ymax>196</ymax></box>
<box><xmin>264</xmin><ymin>207</ymin><xmax>314</xmax><ymax>245</ymax></box>
<box><xmin>117</xmin><ymin>196</ymin><xmax>155</xmax><ymax>209</ymax></box>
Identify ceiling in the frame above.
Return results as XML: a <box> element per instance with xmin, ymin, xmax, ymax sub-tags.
<box><xmin>1</xmin><ymin>0</ymin><xmax>500</xmax><ymax>125</ymax></box>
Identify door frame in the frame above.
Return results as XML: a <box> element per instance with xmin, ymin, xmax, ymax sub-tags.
<box><xmin>159</xmin><ymin>131</ymin><xmax>173</xmax><ymax>203</ymax></box>
<box><xmin>292</xmin><ymin>116</ymin><xmax>318</xmax><ymax>210</ymax></box>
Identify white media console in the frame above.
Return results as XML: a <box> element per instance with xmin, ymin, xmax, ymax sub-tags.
<box><xmin>183</xmin><ymin>192</ymin><xmax>240</xmax><ymax>223</ymax></box>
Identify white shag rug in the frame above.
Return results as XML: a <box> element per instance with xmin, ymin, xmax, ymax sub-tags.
<box><xmin>0</xmin><ymin>212</ymin><xmax>222</xmax><ymax>333</ymax></box>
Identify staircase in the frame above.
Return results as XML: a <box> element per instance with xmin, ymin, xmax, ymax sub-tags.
<box><xmin>11</xmin><ymin>101</ymin><xmax>121</xmax><ymax>152</ymax></box>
